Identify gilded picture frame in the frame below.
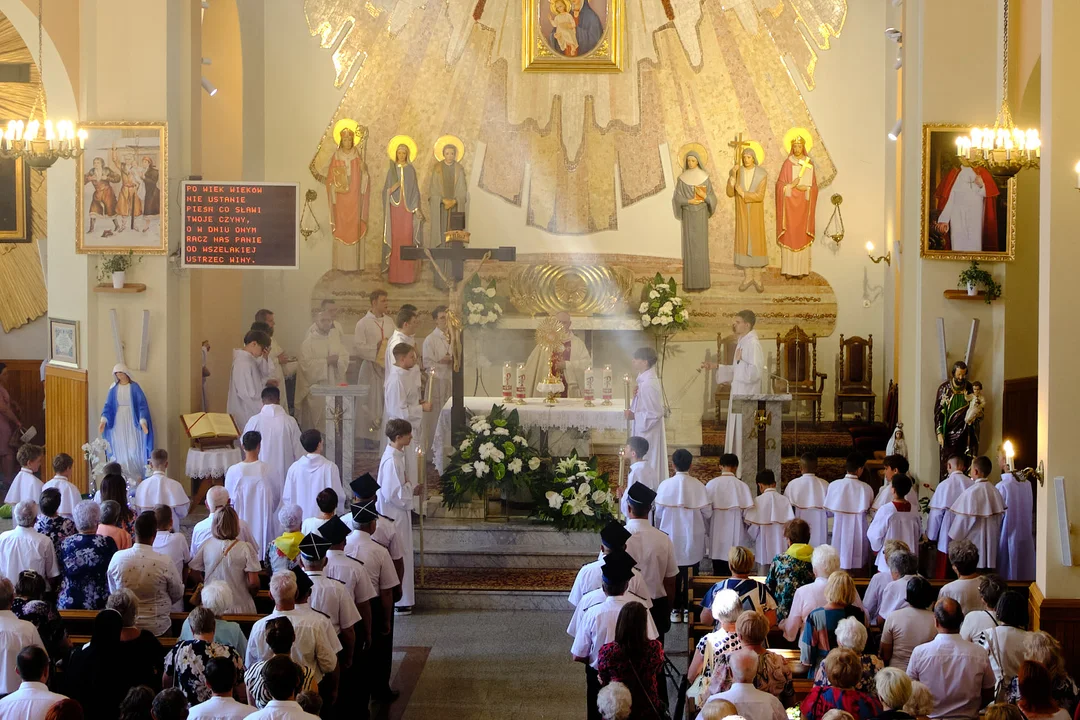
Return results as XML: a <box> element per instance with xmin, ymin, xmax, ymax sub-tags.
<box><xmin>522</xmin><ymin>0</ymin><xmax>624</xmax><ymax>72</ymax></box>
<box><xmin>921</xmin><ymin>124</ymin><xmax>1016</xmax><ymax>261</ymax></box>
<box><xmin>0</xmin><ymin>155</ymin><xmax>31</xmax><ymax>242</ymax></box>
<box><xmin>76</xmin><ymin>121</ymin><xmax>168</xmax><ymax>255</ymax></box>
<box><xmin>48</xmin><ymin>317</ymin><xmax>80</xmax><ymax>369</ymax></box>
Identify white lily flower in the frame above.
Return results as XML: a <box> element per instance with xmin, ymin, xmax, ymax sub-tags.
<box><xmin>460</xmin><ymin>462</ymin><xmax>474</xmax><ymax>475</ymax></box>
<box><xmin>474</xmin><ymin>460</ymin><xmax>490</xmax><ymax>476</ymax></box>
<box><xmin>508</xmin><ymin>458</ymin><xmax>523</xmax><ymax>473</ymax></box>
<box><xmin>673</xmin><ymin>297</ymin><xmax>682</xmax><ymax>306</ymax></box>
<box><xmin>651</xmin><ymin>317</ymin><xmax>662</xmax><ymax>325</ymax></box>
<box><xmin>638</xmin><ymin>302</ymin><xmax>648</xmax><ymax>313</ymax></box>
<box><xmin>513</xmin><ymin>435</ymin><xmax>527</xmax><ymax>445</ymax></box>
<box><xmin>528</xmin><ymin>457</ymin><xmax>542</xmax><ymax>471</ymax></box>
<box><xmin>459</xmin><ymin>438</ymin><xmax>473</xmax><ymax>451</ymax></box>
<box><xmin>545</xmin><ymin>490</ymin><xmax>564</xmax><ymax>509</ymax></box>
<box><xmin>649</xmin><ymin>289</ymin><xmax>660</xmax><ymax>299</ymax></box>
<box><xmin>486</xmin><ymin>287</ymin><xmax>496</xmax><ymax>297</ymax></box>
<box><xmin>493</xmin><ymin>427</ymin><xmax>509</xmax><ymax>436</ymax></box>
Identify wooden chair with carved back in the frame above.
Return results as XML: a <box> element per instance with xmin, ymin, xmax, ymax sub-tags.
<box><xmin>713</xmin><ymin>333</ymin><xmax>739</xmax><ymax>423</ymax></box>
<box><xmin>774</xmin><ymin>325</ymin><xmax>827</xmax><ymax>423</ymax></box>
<box><xmin>835</xmin><ymin>334</ymin><xmax>875</xmax><ymax>421</ymax></box>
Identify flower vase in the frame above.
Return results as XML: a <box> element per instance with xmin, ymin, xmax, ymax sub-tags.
<box><xmin>967</xmin><ymin>281</ymin><xmax>978</xmax><ymax>296</ymax></box>
<box><xmin>112</xmin><ymin>271</ymin><xmax>126</xmax><ymax>289</ymax></box>
<box><xmin>484</xmin><ymin>487</ymin><xmax>509</xmax><ymax>523</ymax></box>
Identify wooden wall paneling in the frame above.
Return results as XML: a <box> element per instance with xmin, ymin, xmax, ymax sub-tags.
<box><xmin>44</xmin><ymin>365</ymin><xmax>88</xmax><ymax>492</ymax></box>
<box><xmin>0</xmin><ymin>359</ymin><xmax>45</xmax><ymax>447</ymax></box>
<box><xmin>1030</xmin><ymin>583</ymin><xmax>1080</xmax><ymax>681</ymax></box>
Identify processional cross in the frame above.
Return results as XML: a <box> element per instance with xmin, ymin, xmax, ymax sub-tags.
<box><xmin>400</xmin><ymin>237</ymin><xmax>516</xmax><ymax>436</ymax></box>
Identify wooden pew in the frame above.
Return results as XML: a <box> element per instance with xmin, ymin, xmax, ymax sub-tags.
<box><xmin>60</xmin><ymin>610</ymin><xmax>266</xmax><ymax>640</ymax></box>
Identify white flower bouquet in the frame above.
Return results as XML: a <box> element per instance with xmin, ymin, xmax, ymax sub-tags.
<box><xmin>638</xmin><ymin>272</ymin><xmax>690</xmax><ymax>333</ymax></box>
<box><xmin>464</xmin><ymin>274</ymin><xmax>503</xmax><ymax>327</ymax></box>
<box><xmin>82</xmin><ymin>437</ymin><xmax>112</xmax><ymax>495</ymax></box>
<box><xmin>439</xmin><ymin>403</ymin><xmax>541</xmax><ymax>508</ymax></box>
<box><xmin>534</xmin><ymin>450</ymin><xmax>618</xmax><ymax>531</ymax></box>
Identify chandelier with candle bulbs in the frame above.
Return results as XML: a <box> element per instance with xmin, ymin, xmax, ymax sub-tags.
<box><xmin>0</xmin><ymin>0</ymin><xmax>84</xmax><ymax>171</ymax></box>
<box><xmin>954</xmin><ymin>0</ymin><xmax>1039</xmax><ymax>178</ymax></box>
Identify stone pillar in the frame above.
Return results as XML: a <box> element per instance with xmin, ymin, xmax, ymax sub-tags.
<box><xmin>1032</xmin><ymin>0</ymin><xmax>1080</xmax><ymax>679</ymax></box>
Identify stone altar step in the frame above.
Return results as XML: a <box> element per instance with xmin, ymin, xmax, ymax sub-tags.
<box><xmin>413</xmin><ymin>518</ymin><xmax>598</xmax><ymax>569</ymax></box>
<box><xmin>414</xmin><ymin>567</ymin><xmax>576</xmax><ymax>611</ymax></box>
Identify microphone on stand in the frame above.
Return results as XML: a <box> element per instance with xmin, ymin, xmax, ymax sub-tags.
<box><xmin>769</xmin><ymin>374</ymin><xmax>791</xmax><ymax>393</ymax></box>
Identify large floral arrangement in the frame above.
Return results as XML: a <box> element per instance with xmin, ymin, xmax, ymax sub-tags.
<box><xmin>533</xmin><ymin>450</ymin><xmax>618</xmax><ymax>531</ymax></box>
<box><xmin>638</xmin><ymin>272</ymin><xmax>689</xmax><ymax>333</ymax></box>
<box><xmin>440</xmin><ymin>404</ymin><xmax>542</xmax><ymax>508</ymax></box>
<box><xmin>464</xmin><ymin>275</ymin><xmax>503</xmax><ymax>327</ymax></box>
<box><xmin>82</xmin><ymin>437</ymin><xmax>112</xmax><ymax>495</ymax></box>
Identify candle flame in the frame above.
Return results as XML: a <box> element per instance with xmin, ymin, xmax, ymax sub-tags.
<box><xmin>1003</xmin><ymin>440</ymin><xmax>1015</xmax><ymax>458</ymax></box>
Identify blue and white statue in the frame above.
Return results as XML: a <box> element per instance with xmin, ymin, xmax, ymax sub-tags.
<box><xmin>98</xmin><ymin>363</ymin><xmax>154</xmax><ymax>483</ymax></box>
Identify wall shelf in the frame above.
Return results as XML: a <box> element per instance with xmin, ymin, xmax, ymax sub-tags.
<box><xmin>93</xmin><ymin>283</ymin><xmax>146</xmax><ymax>293</ymax></box>
<box><xmin>943</xmin><ymin>289</ymin><xmax>991</xmax><ymax>301</ymax></box>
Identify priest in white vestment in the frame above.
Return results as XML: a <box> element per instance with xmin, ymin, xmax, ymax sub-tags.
<box><xmin>711</xmin><ymin>311</ymin><xmax>767</xmax><ymax>473</ymax></box>
<box><xmin>996</xmin><ymin>457</ymin><xmax>1034</xmax><ymax>581</ymax></box>
<box><xmin>255</xmin><ymin>309</ymin><xmax>296</xmax><ymax>413</ymax></box>
<box><xmin>282</xmin><ymin>429</ymin><xmax>345</xmax><ymax>520</ymax></box>
<box><xmin>384</xmin><ymin>344</ymin><xmax>430</xmax><ymax>493</ymax></box>
<box><xmin>823</xmin><ymin>454</ymin><xmax>874</xmax><ymax>571</ymax></box>
<box><xmin>523</xmin><ymin>312</ymin><xmax>591</xmax><ymax>399</ymax></box>
<box><xmin>225</xmin><ymin>431</ymin><xmax>279</xmax><ymax>554</ymax></box>
<box><xmin>354</xmin><ymin>290</ymin><xmax>395</xmax><ymax>445</ymax></box>
<box><xmin>927</xmin><ymin>457</ymin><xmax>972</xmax><ymax>577</ymax></box>
<box><xmin>227</xmin><ymin>330</ymin><xmax>273</xmax><ymax>431</ymax></box>
<box><xmin>654</xmin><ymin>450</ymin><xmax>711</xmax><ymax>621</ymax></box>
<box><xmin>867</xmin><ymin>474</ymin><xmax>923</xmax><ymax>573</ymax></box>
<box><xmin>133</xmin><ymin>450</ymin><xmax>190</xmax><ymax>522</ymax></box>
<box><xmin>243</xmin><ymin>386</ymin><xmax>304</xmax><ymax>502</ymax></box>
<box><xmin>378</xmin><ymin>419</ymin><xmax>416</xmax><ymax>610</ymax></box>
<box><xmin>628</xmin><ymin>347</ymin><xmax>667</xmax><ymax>492</ymax></box>
<box><xmin>784</xmin><ymin>453</ymin><xmax>830</xmax><ymax>547</ymax></box>
<box><xmin>704</xmin><ymin>453</ymin><xmax>752</xmax><ymax>574</ymax></box>
<box><xmin>744</xmin><ymin>470</ymin><xmax>794</xmax><ymax>566</ymax></box>
<box><xmin>296</xmin><ymin>312</ymin><xmax>350</xmax><ymax>431</ymax></box>
<box><xmin>948</xmin><ymin>455</ymin><xmax>1006</xmax><ymax>569</ymax></box>
<box><xmin>308</xmin><ymin>299</ymin><xmax>345</xmax><ymax>343</ymax></box>
<box><xmin>421</xmin><ymin>307</ymin><xmax>453</xmax><ymax>461</ymax></box>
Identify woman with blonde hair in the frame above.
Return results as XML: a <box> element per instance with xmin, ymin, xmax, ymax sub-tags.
<box><xmin>812</xmin><ymin>616</ymin><xmax>883</xmax><ymax>695</ymax></box>
<box><xmin>709</xmin><ymin>610</ymin><xmax>794</xmax><ymax>706</ymax></box>
<box><xmin>700</xmin><ymin>546</ymin><xmax>777</xmax><ymax>626</ymax></box>
<box><xmin>872</xmin><ymin>667</ymin><xmax>915</xmax><ymax>720</ymax></box>
<box><xmin>903</xmin><ymin>681</ymin><xmax>934</xmax><ymax>720</ymax></box>
<box><xmin>189</xmin><ymin>505</ymin><xmax>261</xmax><ymax>613</ymax></box>
<box><xmin>801</xmin><ymin>648</ymin><xmax>883</xmax><ymax>720</ymax></box>
<box><xmin>1003</xmin><ymin>631</ymin><xmax>1080</xmax><ymax>713</ymax></box>
<box><xmin>799</xmin><ymin>571</ymin><xmax>864</xmax><ymax>674</ymax></box>
<box><xmin>699</xmin><ymin>699</ymin><xmax>738</xmax><ymax>720</ymax></box>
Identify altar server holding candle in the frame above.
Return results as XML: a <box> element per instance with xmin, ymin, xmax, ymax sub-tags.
<box><xmin>626</xmin><ymin>347</ymin><xmax>667</xmax><ymax>490</ymax></box>
<box><xmin>995</xmin><ymin>449</ymin><xmax>1034</xmax><ymax>580</ymax></box>
<box><xmin>385</xmin><ymin>343</ymin><xmax>431</xmax><ymax>495</ymax></box>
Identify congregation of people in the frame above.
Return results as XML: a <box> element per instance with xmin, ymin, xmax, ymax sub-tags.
<box><xmin>571</xmin><ymin>436</ymin><xmax>1044</xmax><ymax>720</ymax></box>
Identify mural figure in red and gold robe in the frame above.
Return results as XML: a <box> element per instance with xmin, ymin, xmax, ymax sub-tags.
<box><xmin>316</xmin><ymin>118</ymin><xmax>370</xmax><ymax>254</ymax></box>
<box><xmin>776</xmin><ymin>128</ymin><xmax>819</xmax><ymax>277</ymax></box>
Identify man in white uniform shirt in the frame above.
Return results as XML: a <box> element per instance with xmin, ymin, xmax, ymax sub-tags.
<box><xmin>190</xmin><ymin>486</ymin><xmax>258</xmax><ymax>557</ymax></box>
<box><xmin>282</xmin><ymin>429</ymin><xmax>345</xmax><ymax>520</ymax></box>
<box><xmin>297</xmin><ymin>312</ymin><xmax>350</xmax><ymax>431</ymax></box>
<box><xmin>298</xmin><ymin>532</ymin><xmax>361</xmax><ymax>672</ymax></box>
<box><xmin>0</xmin><ymin>646</ymin><xmax>65</xmax><ymax>718</ymax></box>
<box><xmin>654</xmin><ymin>449</ymin><xmax>711</xmax><ymax>625</ymax></box>
<box><xmin>823</xmin><ymin>453</ymin><xmax>874</xmax><ymax>572</ymax></box>
<box><xmin>784</xmin><ymin>452</ymin><xmax>830</xmax><ymax>547</ymax></box>
<box><xmin>0</xmin><ymin>502</ymin><xmax>58</xmax><ymax>587</ymax></box>
<box><xmin>225</xmin><ymin>431</ymin><xmax>280</xmax><ymax>555</ymax></box>
<box><xmin>624</xmin><ymin>483</ymin><xmax>678</xmax><ymax>640</ymax></box>
<box><xmin>567</xmin><ymin>522</ymin><xmax>652</xmax><ymax>610</ymax></box>
<box><xmin>421</xmin><ymin>305</ymin><xmax>452</xmax><ymax>461</ymax></box>
<box><xmin>354</xmin><ymin>289</ymin><xmax>394</xmax><ymax>447</ymax></box>
<box><xmin>134</xmin><ymin>449</ymin><xmax>190</xmax><ymax>522</ymax></box>
<box><xmin>152</xmin><ymin>505</ymin><xmax>190</xmax><ymax>612</ymax></box>
<box><xmin>318</xmin><ymin>516</ymin><xmax>375</xmax><ymax>643</ymax></box>
<box><xmin>708</xmin><ymin>310</ymin><xmax>766</xmax><ymax>472</ymax></box>
<box><xmin>107</xmin><ymin>512</ymin><xmax>183</xmax><ymax>636</ymax></box>
<box><xmin>0</xmin><ymin>583</ymin><xmax>46</xmax><ymax>697</ymax></box>
<box><xmin>627</xmin><ymin>347</ymin><xmax>667</xmax><ymax>492</ymax></box>
<box><xmin>244</xmin><ymin>386</ymin><xmax>304</xmax><ymax>501</ymax></box>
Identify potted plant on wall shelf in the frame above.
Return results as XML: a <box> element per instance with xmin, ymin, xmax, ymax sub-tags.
<box><xmin>957</xmin><ymin>261</ymin><xmax>1001</xmax><ymax>304</ymax></box>
<box><xmin>97</xmin><ymin>251</ymin><xmax>140</xmax><ymax>289</ymax></box>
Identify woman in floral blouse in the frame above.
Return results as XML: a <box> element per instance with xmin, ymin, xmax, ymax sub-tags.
<box><xmin>597</xmin><ymin>601</ymin><xmax>665</xmax><ymax>719</ymax></box>
<box><xmin>163</xmin><ymin>607</ymin><xmax>247</xmax><ymax>706</ymax></box>
<box><xmin>708</xmin><ymin>609</ymin><xmax>794</xmax><ymax>706</ymax></box>
<box><xmin>688</xmin><ymin>589</ymin><xmax>743</xmax><ymax>693</ymax></box>
<box><xmin>13</xmin><ymin>570</ymin><xmax>68</xmax><ymax>661</ymax></box>
<box><xmin>765</xmin><ymin>518</ymin><xmax>815</xmax><ymax>622</ymax></box>
<box><xmin>57</xmin><ymin>499</ymin><xmax>118</xmax><ymax>610</ymax></box>
<box><xmin>35</xmin><ymin>487</ymin><xmax>77</xmax><ymax>561</ymax></box>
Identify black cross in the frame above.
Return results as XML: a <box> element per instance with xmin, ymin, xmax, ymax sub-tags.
<box><xmin>400</xmin><ymin>241</ymin><xmax>516</xmax><ymax>436</ymax></box>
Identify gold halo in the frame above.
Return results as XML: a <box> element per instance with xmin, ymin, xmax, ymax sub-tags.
<box><xmin>744</xmin><ymin>140</ymin><xmax>765</xmax><ymax>166</ymax></box>
<box><xmin>678</xmin><ymin>142</ymin><xmax>709</xmax><ymax>169</ymax></box>
<box><xmin>386</xmin><ymin>134</ymin><xmax>418</xmax><ymax>163</ymax></box>
<box><xmin>433</xmin><ymin>134</ymin><xmax>466</xmax><ymax>163</ymax></box>
<box><xmin>783</xmin><ymin>127</ymin><xmax>813</xmax><ymax>154</ymax></box>
<box><xmin>333</xmin><ymin>118</ymin><xmax>361</xmax><ymax>146</ymax></box>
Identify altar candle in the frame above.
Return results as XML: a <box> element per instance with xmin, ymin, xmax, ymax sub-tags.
<box><xmin>502</xmin><ymin>362</ymin><xmax>513</xmax><ymax>401</ymax></box>
<box><xmin>425</xmin><ymin>367</ymin><xmax>435</xmax><ymax>405</ymax></box>
<box><xmin>583</xmin><ymin>366</ymin><xmax>595</xmax><ymax>403</ymax></box>
<box><xmin>623</xmin><ymin>374</ymin><xmax>631</xmax><ymax>411</ymax></box>
<box><xmin>515</xmin><ymin>362</ymin><xmax>527</xmax><ymax>400</ymax></box>
<box><xmin>602</xmin><ymin>365</ymin><xmax>613</xmax><ymax>403</ymax></box>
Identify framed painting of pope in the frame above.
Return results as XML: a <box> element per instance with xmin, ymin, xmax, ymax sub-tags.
<box><xmin>523</xmin><ymin>0</ymin><xmax>623</xmax><ymax>72</ymax></box>
<box><xmin>921</xmin><ymin>124</ymin><xmax>1016</xmax><ymax>261</ymax></box>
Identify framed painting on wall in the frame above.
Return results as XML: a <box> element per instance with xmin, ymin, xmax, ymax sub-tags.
<box><xmin>48</xmin><ymin>317</ymin><xmax>80</xmax><ymax>369</ymax></box>
<box><xmin>921</xmin><ymin>123</ymin><xmax>1016</xmax><ymax>261</ymax></box>
<box><xmin>76</xmin><ymin>121</ymin><xmax>168</xmax><ymax>255</ymax></box>
<box><xmin>522</xmin><ymin>0</ymin><xmax>624</xmax><ymax>72</ymax></box>
<box><xmin>0</xmin><ymin>155</ymin><xmax>31</xmax><ymax>242</ymax></box>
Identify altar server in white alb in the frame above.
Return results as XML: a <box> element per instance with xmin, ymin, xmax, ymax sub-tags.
<box><xmin>927</xmin><ymin>453</ymin><xmax>972</xmax><ymax>578</ymax></box>
<box><xmin>133</xmin><ymin>449</ymin><xmax>190</xmax><ymax>522</ymax></box>
<box><xmin>297</xmin><ymin>311</ymin><xmax>351</xmax><ymax>431</ymax></box>
<box><xmin>867</xmin><ymin>474</ymin><xmax>923</xmax><ymax>573</ymax></box>
<box><xmin>385</xmin><ymin>343</ymin><xmax>431</xmax><ymax>492</ymax></box>
<box><xmin>654</xmin><ymin>449</ymin><xmax>711</xmax><ymax>624</ymax></box>
<box><xmin>823</xmin><ymin>453</ymin><xmax>874</xmax><ymax>571</ymax></box>
<box><xmin>225</xmin><ymin>431</ymin><xmax>279</xmax><ymax>554</ymax></box>
<box><xmin>744</xmin><ymin>469</ymin><xmax>794</xmax><ymax>568</ymax></box>
<box><xmin>618</xmin><ymin>436</ymin><xmax>651</xmax><ymax>520</ymax></box>
<box><xmin>948</xmin><ymin>455</ymin><xmax>1006</xmax><ymax>570</ymax></box>
<box><xmin>227</xmin><ymin>329</ymin><xmax>273</xmax><ymax>431</ymax></box>
<box><xmin>5</xmin><ymin>444</ymin><xmax>43</xmax><ymax>506</ymax></box>
<box><xmin>421</xmin><ymin>305</ymin><xmax>453</xmax><ymax>459</ymax></box>
<box><xmin>704</xmin><ymin>453</ymin><xmax>752</xmax><ymax>576</ymax></box>
<box><xmin>378</xmin><ymin>418</ymin><xmax>417</xmax><ymax>614</ymax></box>
<box><xmin>709</xmin><ymin>310</ymin><xmax>766</xmax><ymax>472</ymax></box>
<box><xmin>354</xmin><ymin>289</ymin><xmax>395</xmax><ymax>446</ymax></box>
<box><xmin>995</xmin><ymin>451</ymin><xmax>1034</xmax><ymax>581</ymax></box>
<box><xmin>254</xmin><ymin>308</ymin><xmax>296</xmax><ymax>413</ymax></box>
<box><xmin>626</xmin><ymin>346</ymin><xmax>667</xmax><ymax>491</ymax></box>
<box><xmin>282</xmin><ymin>429</ymin><xmax>345</xmax><ymax>520</ymax></box>
<box><xmin>244</xmin><ymin>385</ymin><xmax>304</xmax><ymax>503</ymax></box>
<box><xmin>383</xmin><ymin>306</ymin><xmax>421</xmax><ymax>376</ymax></box>
<box><xmin>870</xmin><ymin>454</ymin><xmax>919</xmax><ymax>515</ymax></box>
<box><xmin>42</xmin><ymin>453</ymin><xmax>83</xmax><ymax>520</ymax></box>
<box><xmin>784</xmin><ymin>452</ymin><xmax>829</xmax><ymax>547</ymax></box>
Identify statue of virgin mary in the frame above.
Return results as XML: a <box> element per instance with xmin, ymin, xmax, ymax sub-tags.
<box><xmin>98</xmin><ymin>364</ymin><xmax>154</xmax><ymax>483</ymax></box>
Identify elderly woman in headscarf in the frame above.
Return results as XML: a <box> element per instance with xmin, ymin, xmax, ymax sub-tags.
<box><xmin>97</xmin><ymin>364</ymin><xmax>154</xmax><ymax>484</ymax></box>
<box><xmin>673</xmin><ymin>146</ymin><xmax>717</xmax><ymax>291</ymax></box>
<box><xmin>265</xmin><ymin>503</ymin><xmax>304</xmax><ymax>573</ymax></box>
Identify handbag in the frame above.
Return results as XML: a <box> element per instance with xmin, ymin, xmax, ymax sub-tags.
<box><xmin>983</xmin><ymin>627</ymin><xmax>1012</xmax><ymax>704</ymax></box>
<box><xmin>190</xmin><ymin>539</ymin><xmax>239</xmax><ymax>607</ymax></box>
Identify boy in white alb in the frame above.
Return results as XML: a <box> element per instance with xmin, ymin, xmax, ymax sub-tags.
<box><xmin>823</xmin><ymin>453</ymin><xmax>874</xmax><ymax>572</ymax></box>
<box><xmin>225</xmin><ymin>432</ymin><xmax>280</xmax><ymax>553</ymax></box>
<box><xmin>927</xmin><ymin>454</ymin><xmax>972</xmax><ymax>578</ymax></box>
<box><xmin>618</xmin><ymin>436</ymin><xmax>651</xmax><ymax>520</ymax></box>
<box><xmin>282</xmin><ymin>429</ymin><xmax>345</xmax><ymax>520</ymax></box>
<box><xmin>783</xmin><ymin>452</ymin><xmax>829</xmax><ymax>547</ymax></box>
<box><xmin>384</xmin><ymin>343</ymin><xmax>431</xmax><ymax>495</ymax></box>
<box><xmin>744</xmin><ymin>469</ymin><xmax>794</xmax><ymax>569</ymax></box>
<box><xmin>870</xmin><ymin>454</ymin><xmax>919</xmax><ymax>515</ymax></box>
<box><xmin>867</xmin><ymin>474</ymin><xmax>923</xmax><ymax>573</ymax></box>
<box><xmin>227</xmin><ymin>329</ymin><xmax>273</xmax><ymax>431</ymax></box>
<box><xmin>654</xmin><ymin>448</ymin><xmax>711</xmax><ymax>624</ymax></box>
<box><xmin>134</xmin><ymin>449</ymin><xmax>191</xmax><ymax>522</ymax></box>
<box><xmin>377</xmin><ymin>418</ymin><xmax>417</xmax><ymax>615</ymax></box>
<box><xmin>948</xmin><ymin>455</ymin><xmax>1006</xmax><ymax>570</ymax></box>
<box><xmin>626</xmin><ymin>347</ymin><xmax>667</xmax><ymax>491</ymax></box>
<box><xmin>152</xmin><ymin>504</ymin><xmax>190</xmax><ymax>611</ymax></box>
<box><xmin>704</xmin><ymin>453</ymin><xmax>753</xmax><ymax>576</ymax></box>
<box><xmin>42</xmin><ymin>453</ymin><xmax>82</xmax><ymax>520</ymax></box>
<box><xmin>5</xmin><ymin>443</ymin><xmax>43</xmax><ymax>506</ymax></box>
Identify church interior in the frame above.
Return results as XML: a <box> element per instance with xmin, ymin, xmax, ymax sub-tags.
<box><xmin>0</xmin><ymin>0</ymin><xmax>1076</xmax><ymax>717</ymax></box>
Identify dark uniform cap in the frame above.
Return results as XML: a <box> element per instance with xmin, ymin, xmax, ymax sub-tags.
<box><xmin>291</xmin><ymin>565</ymin><xmax>314</xmax><ymax>595</ymax></box>
<box><xmin>626</xmin><ymin>482</ymin><xmax>656</xmax><ymax>506</ymax></box>
<box><xmin>601</xmin><ymin>549</ymin><xmax>636</xmax><ymax>584</ymax></box>
<box><xmin>317</xmin><ymin>515</ymin><xmax>351</xmax><ymax>546</ymax></box>
<box><xmin>298</xmin><ymin>532</ymin><xmax>332</xmax><ymax>561</ymax></box>
<box><xmin>599</xmin><ymin>521</ymin><xmax>632</xmax><ymax>549</ymax></box>
<box><xmin>350</xmin><ymin>501</ymin><xmax>385</xmax><ymax>524</ymax></box>
<box><xmin>350</xmin><ymin>473</ymin><xmax>380</xmax><ymax>499</ymax></box>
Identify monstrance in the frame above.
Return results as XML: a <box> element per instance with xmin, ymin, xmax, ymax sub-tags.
<box><xmin>534</xmin><ymin>316</ymin><xmax>569</xmax><ymax>404</ymax></box>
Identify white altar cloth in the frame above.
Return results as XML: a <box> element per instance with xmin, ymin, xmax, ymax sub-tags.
<box><xmin>185</xmin><ymin>447</ymin><xmax>242</xmax><ymax>480</ymax></box>
<box><xmin>432</xmin><ymin>396</ymin><xmax>628</xmax><ymax>473</ymax></box>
